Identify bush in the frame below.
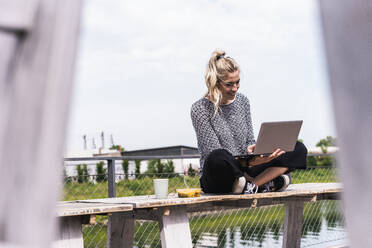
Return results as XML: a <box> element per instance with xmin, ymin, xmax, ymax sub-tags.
<box><xmin>306</xmin><ymin>156</ymin><xmax>317</xmax><ymax>167</ymax></box>
<box><xmin>122</xmin><ymin>160</ymin><xmax>129</xmax><ymax>179</ymax></box>
<box><xmin>63</xmin><ymin>168</ymin><xmax>72</xmax><ymax>184</ymax></box>
<box><xmin>316</xmin><ymin>156</ymin><xmax>334</xmax><ymax>167</ymax></box>
<box><xmin>164</xmin><ymin>160</ymin><xmax>175</xmax><ymax>174</ymax></box>
<box><xmin>314</xmin><ymin>136</ymin><xmax>337</xmax><ymax>167</ymax></box>
<box><xmin>135</xmin><ymin>160</ymin><xmax>142</xmax><ymax>179</ymax></box>
<box><xmin>146</xmin><ymin>159</ymin><xmax>177</xmax><ymax>178</ymax></box>
<box><xmin>96</xmin><ymin>161</ymin><xmax>107</xmax><ymax>182</ymax></box>
<box><xmin>188</xmin><ymin>164</ymin><xmax>196</xmax><ymax>177</ymax></box>
<box><xmin>77</xmin><ymin>164</ymin><xmax>89</xmax><ymax>183</ymax></box>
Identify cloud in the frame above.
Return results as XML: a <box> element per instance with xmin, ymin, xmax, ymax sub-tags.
<box><xmin>66</xmin><ymin>0</ymin><xmax>335</xmax><ymax>151</ymax></box>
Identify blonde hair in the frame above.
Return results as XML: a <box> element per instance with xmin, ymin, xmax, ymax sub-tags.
<box><xmin>205</xmin><ymin>50</ymin><xmax>240</xmax><ymax>115</ymax></box>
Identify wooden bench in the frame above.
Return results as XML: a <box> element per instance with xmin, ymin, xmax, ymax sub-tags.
<box><xmin>55</xmin><ymin>202</ymin><xmax>133</xmax><ymax>247</ymax></box>
<box><xmin>55</xmin><ymin>183</ymin><xmax>341</xmax><ymax>248</ymax></box>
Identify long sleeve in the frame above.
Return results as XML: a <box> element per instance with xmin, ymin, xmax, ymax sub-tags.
<box><xmin>190</xmin><ymin>93</ymin><xmax>254</xmax><ymax>177</ymax></box>
<box><xmin>243</xmin><ymin>97</ymin><xmax>256</xmax><ymax>148</ymax></box>
<box><xmin>191</xmin><ymin>103</ymin><xmax>222</xmax><ymax>156</ymax></box>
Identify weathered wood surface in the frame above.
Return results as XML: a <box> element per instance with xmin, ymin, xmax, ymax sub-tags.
<box><xmin>76</xmin><ymin>183</ymin><xmax>341</xmax><ymax>209</ymax></box>
<box><xmin>107</xmin><ymin>213</ymin><xmax>135</xmax><ymax>248</ymax></box>
<box><xmin>159</xmin><ymin>206</ymin><xmax>192</xmax><ymax>248</ymax></box>
<box><xmin>0</xmin><ymin>0</ymin><xmax>39</xmax><ymax>31</ymax></box>
<box><xmin>53</xmin><ymin>216</ymin><xmax>84</xmax><ymax>248</ymax></box>
<box><xmin>0</xmin><ymin>0</ymin><xmax>82</xmax><ymax>247</ymax></box>
<box><xmin>319</xmin><ymin>0</ymin><xmax>372</xmax><ymax>247</ymax></box>
<box><xmin>283</xmin><ymin>201</ymin><xmax>304</xmax><ymax>248</ymax></box>
<box><xmin>57</xmin><ymin>202</ymin><xmax>133</xmax><ymax>217</ymax></box>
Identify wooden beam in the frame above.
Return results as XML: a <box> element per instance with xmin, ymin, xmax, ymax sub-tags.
<box><xmin>54</xmin><ymin>216</ymin><xmax>84</xmax><ymax>248</ymax></box>
<box><xmin>56</xmin><ymin>202</ymin><xmax>133</xmax><ymax>217</ymax></box>
<box><xmin>0</xmin><ymin>0</ymin><xmax>39</xmax><ymax>31</ymax></box>
<box><xmin>108</xmin><ymin>159</ymin><xmax>116</xmax><ymax>197</ymax></box>
<box><xmin>107</xmin><ymin>213</ymin><xmax>135</xmax><ymax>248</ymax></box>
<box><xmin>282</xmin><ymin>201</ymin><xmax>304</xmax><ymax>248</ymax></box>
<box><xmin>158</xmin><ymin>206</ymin><xmax>192</xmax><ymax>248</ymax></box>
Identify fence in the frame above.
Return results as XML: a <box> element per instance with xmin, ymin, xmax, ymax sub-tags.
<box><xmin>62</xmin><ymin>154</ymin><xmax>347</xmax><ymax>248</ymax></box>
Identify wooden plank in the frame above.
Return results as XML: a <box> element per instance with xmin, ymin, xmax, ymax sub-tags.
<box><xmin>107</xmin><ymin>213</ymin><xmax>134</xmax><ymax>248</ymax></box>
<box><xmin>77</xmin><ymin>183</ymin><xmax>341</xmax><ymax>209</ymax></box>
<box><xmin>158</xmin><ymin>206</ymin><xmax>192</xmax><ymax>248</ymax></box>
<box><xmin>282</xmin><ymin>201</ymin><xmax>304</xmax><ymax>248</ymax></box>
<box><xmin>53</xmin><ymin>216</ymin><xmax>84</xmax><ymax>248</ymax></box>
<box><xmin>56</xmin><ymin>202</ymin><xmax>133</xmax><ymax>217</ymax></box>
<box><xmin>0</xmin><ymin>0</ymin><xmax>39</xmax><ymax>31</ymax></box>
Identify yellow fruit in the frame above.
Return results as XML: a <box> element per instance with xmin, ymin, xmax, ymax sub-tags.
<box><xmin>176</xmin><ymin>188</ymin><xmax>201</xmax><ymax>198</ymax></box>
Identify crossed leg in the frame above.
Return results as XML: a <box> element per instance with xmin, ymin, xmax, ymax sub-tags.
<box><xmin>244</xmin><ymin>167</ymin><xmax>288</xmax><ymax>186</ymax></box>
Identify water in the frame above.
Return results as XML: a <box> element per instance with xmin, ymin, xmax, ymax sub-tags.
<box><xmin>85</xmin><ymin>200</ymin><xmax>348</xmax><ymax>248</ymax></box>
<box><xmin>190</xmin><ymin>200</ymin><xmax>348</xmax><ymax>248</ymax></box>
<box><xmin>195</xmin><ymin>220</ymin><xmax>347</xmax><ymax>248</ymax></box>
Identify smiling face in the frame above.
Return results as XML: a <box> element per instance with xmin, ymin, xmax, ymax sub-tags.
<box><xmin>219</xmin><ymin>70</ymin><xmax>240</xmax><ymax>104</ymax></box>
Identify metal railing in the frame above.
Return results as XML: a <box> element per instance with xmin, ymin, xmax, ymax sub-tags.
<box><xmin>63</xmin><ymin>153</ymin><xmax>332</xmax><ymax>198</ymax></box>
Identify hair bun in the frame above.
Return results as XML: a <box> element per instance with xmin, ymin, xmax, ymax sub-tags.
<box><xmin>213</xmin><ymin>50</ymin><xmax>226</xmax><ymax>61</ymax></box>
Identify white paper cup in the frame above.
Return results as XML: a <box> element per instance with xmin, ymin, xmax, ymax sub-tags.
<box><xmin>153</xmin><ymin>179</ymin><xmax>169</xmax><ymax>199</ymax></box>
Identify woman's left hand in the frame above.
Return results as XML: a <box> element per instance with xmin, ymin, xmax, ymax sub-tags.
<box><xmin>248</xmin><ymin>148</ymin><xmax>286</xmax><ymax>167</ymax></box>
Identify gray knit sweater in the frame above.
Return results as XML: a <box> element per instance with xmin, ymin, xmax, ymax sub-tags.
<box><xmin>191</xmin><ymin>93</ymin><xmax>256</xmax><ymax>177</ymax></box>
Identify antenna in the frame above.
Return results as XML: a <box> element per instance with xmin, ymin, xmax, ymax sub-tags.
<box><xmin>82</xmin><ymin>135</ymin><xmax>87</xmax><ymax>150</ymax></box>
<box><xmin>110</xmin><ymin>134</ymin><xmax>115</xmax><ymax>147</ymax></box>
<box><xmin>101</xmin><ymin>131</ymin><xmax>105</xmax><ymax>149</ymax></box>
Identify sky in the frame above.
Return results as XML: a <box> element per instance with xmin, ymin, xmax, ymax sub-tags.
<box><xmin>66</xmin><ymin>0</ymin><xmax>336</xmax><ymax>152</ymax></box>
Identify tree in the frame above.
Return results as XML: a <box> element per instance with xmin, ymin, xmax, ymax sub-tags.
<box><xmin>187</xmin><ymin>164</ymin><xmax>196</xmax><ymax>177</ymax></box>
<box><xmin>316</xmin><ymin>136</ymin><xmax>336</xmax><ymax>153</ymax></box>
<box><xmin>164</xmin><ymin>160</ymin><xmax>176</xmax><ymax>177</ymax></box>
<box><xmin>76</xmin><ymin>164</ymin><xmax>89</xmax><ymax>183</ymax></box>
<box><xmin>135</xmin><ymin>159</ymin><xmax>142</xmax><ymax>178</ymax></box>
<box><xmin>110</xmin><ymin>145</ymin><xmax>124</xmax><ymax>151</ymax></box>
<box><xmin>315</xmin><ymin>136</ymin><xmax>336</xmax><ymax>167</ymax></box>
<box><xmin>164</xmin><ymin>160</ymin><xmax>175</xmax><ymax>174</ymax></box>
<box><xmin>146</xmin><ymin>159</ymin><xmax>176</xmax><ymax>178</ymax></box>
<box><xmin>122</xmin><ymin>160</ymin><xmax>129</xmax><ymax>179</ymax></box>
<box><xmin>95</xmin><ymin>161</ymin><xmax>107</xmax><ymax>182</ymax></box>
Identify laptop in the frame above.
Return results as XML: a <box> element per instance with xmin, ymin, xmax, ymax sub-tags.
<box><xmin>236</xmin><ymin>120</ymin><xmax>303</xmax><ymax>159</ymax></box>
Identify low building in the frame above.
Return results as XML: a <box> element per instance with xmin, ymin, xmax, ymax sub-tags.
<box><xmin>121</xmin><ymin>145</ymin><xmax>200</xmax><ymax>175</ymax></box>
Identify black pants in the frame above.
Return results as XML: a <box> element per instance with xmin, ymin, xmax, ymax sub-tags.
<box><xmin>200</xmin><ymin>141</ymin><xmax>307</xmax><ymax>193</ymax></box>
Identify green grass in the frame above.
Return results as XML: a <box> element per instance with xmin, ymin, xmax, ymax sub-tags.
<box><xmin>63</xmin><ymin>167</ymin><xmax>338</xmax><ymax>201</ymax></box>
<box><xmin>291</xmin><ymin>167</ymin><xmax>338</xmax><ymax>184</ymax></box>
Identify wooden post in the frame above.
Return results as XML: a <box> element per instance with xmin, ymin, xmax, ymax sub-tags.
<box><xmin>107</xmin><ymin>213</ymin><xmax>135</xmax><ymax>248</ymax></box>
<box><xmin>54</xmin><ymin>217</ymin><xmax>84</xmax><ymax>248</ymax></box>
<box><xmin>158</xmin><ymin>206</ymin><xmax>192</xmax><ymax>248</ymax></box>
<box><xmin>319</xmin><ymin>0</ymin><xmax>372</xmax><ymax>246</ymax></box>
<box><xmin>107</xmin><ymin>159</ymin><xmax>116</xmax><ymax>197</ymax></box>
<box><xmin>0</xmin><ymin>0</ymin><xmax>82</xmax><ymax>247</ymax></box>
<box><xmin>282</xmin><ymin>201</ymin><xmax>304</xmax><ymax>248</ymax></box>
<box><xmin>107</xmin><ymin>159</ymin><xmax>118</xmax><ymax>248</ymax></box>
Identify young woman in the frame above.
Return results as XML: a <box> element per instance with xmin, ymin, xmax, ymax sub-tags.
<box><xmin>191</xmin><ymin>50</ymin><xmax>307</xmax><ymax>194</ymax></box>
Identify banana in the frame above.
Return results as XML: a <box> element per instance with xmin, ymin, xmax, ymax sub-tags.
<box><xmin>176</xmin><ymin>188</ymin><xmax>201</xmax><ymax>198</ymax></box>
